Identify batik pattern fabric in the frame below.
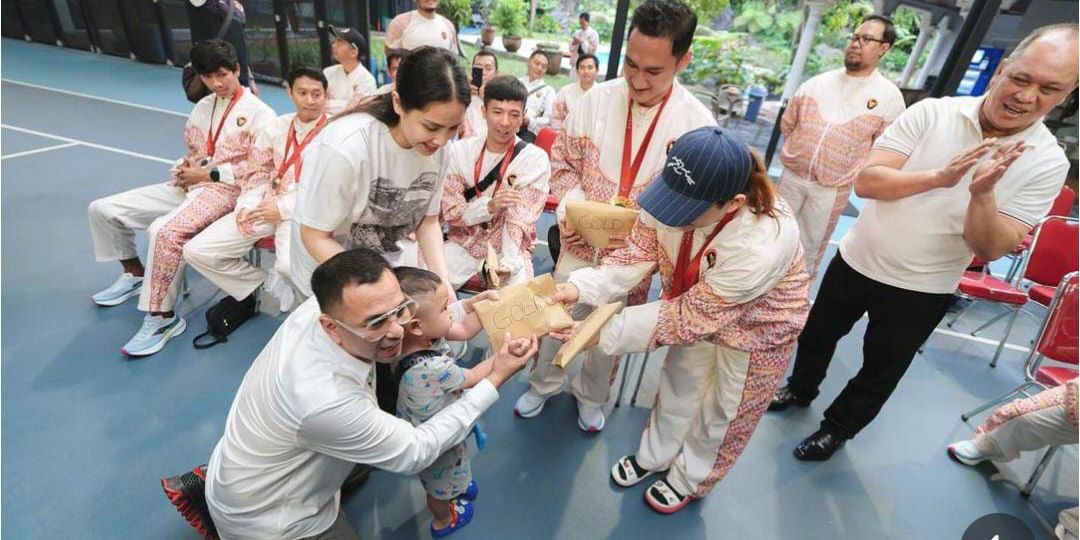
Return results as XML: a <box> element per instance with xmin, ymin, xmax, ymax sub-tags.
<box><xmin>976</xmin><ymin>378</ymin><xmax>1080</xmax><ymax>437</ymax></box>
<box><xmin>441</xmin><ymin>136</ymin><xmax>550</xmax><ymax>271</ymax></box>
<box><xmin>549</xmin><ymin>77</ymin><xmax>716</xmax><ymax>269</ymax></box>
<box><xmin>569</xmin><ymin>203</ymin><xmax>811</xmax><ymax>496</ymax></box>
<box><xmin>779</xmin><ymin>68</ymin><xmax>905</xmax><ymax>188</ymax></box>
<box><xmin>149</xmin><ymin>90</ymin><xmax>274</xmax><ymax>310</ymax></box>
<box><xmin>235</xmin><ymin>113</ymin><xmax>323</xmax><ymax>237</ymax></box>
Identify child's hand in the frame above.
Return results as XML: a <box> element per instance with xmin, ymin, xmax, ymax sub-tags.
<box><xmin>463</xmin><ymin>290</ymin><xmax>501</xmax><ymax>313</ymax></box>
<box><xmin>487</xmin><ymin>333</ymin><xmax>539</xmax><ymax>387</ymax></box>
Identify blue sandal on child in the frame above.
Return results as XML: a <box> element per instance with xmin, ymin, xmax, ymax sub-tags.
<box><xmin>460</xmin><ymin>480</ymin><xmax>478</xmax><ymax>501</ymax></box>
<box><xmin>431</xmin><ymin>499</ymin><xmax>474</xmax><ymax>538</ymax></box>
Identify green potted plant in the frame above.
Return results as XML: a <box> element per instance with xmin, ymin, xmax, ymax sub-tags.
<box><xmin>535</xmin><ymin>41</ymin><xmax>562</xmax><ymax>75</ymax></box>
<box><xmin>491</xmin><ymin>0</ymin><xmax>526</xmax><ymax>53</ymax></box>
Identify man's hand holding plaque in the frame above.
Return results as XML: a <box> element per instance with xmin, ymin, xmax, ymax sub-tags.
<box><xmin>565</xmin><ymin>200</ymin><xmax>639</xmax><ymax>249</ymax></box>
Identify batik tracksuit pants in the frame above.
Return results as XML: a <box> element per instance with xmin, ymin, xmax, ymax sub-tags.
<box><xmin>88</xmin><ymin>182</ymin><xmax>236</xmax><ymax>312</ymax></box>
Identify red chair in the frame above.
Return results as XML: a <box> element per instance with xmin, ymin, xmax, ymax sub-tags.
<box><xmin>1003</xmin><ymin>186</ymin><xmax>1076</xmax><ymax>282</ymax></box>
<box><xmin>535</xmin><ymin>127</ymin><xmax>558</xmax><ymax>157</ymax></box>
<box><xmin>960</xmin><ymin>271</ymin><xmax>1078</xmax><ymax>496</ymax></box>
<box><xmin>536</xmin><ymin>127</ymin><xmax>560</xmax><ymax>214</ymax></box>
<box><xmin>948</xmin><ymin>216</ymin><xmax>1078</xmax><ymax>367</ymax></box>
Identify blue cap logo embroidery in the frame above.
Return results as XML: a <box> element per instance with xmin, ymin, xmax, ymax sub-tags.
<box><xmin>668</xmin><ymin>156</ymin><xmax>694</xmax><ymax>186</ymax></box>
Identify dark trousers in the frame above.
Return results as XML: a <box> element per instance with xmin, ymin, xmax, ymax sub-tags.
<box><xmin>788</xmin><ymin>253</ymin><xmax>952</xmax><ymax>439</ymax></box>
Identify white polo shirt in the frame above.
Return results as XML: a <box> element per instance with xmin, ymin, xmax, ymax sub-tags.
<box><xmin>840</xmin><ymin>95</ymin><xmax>1068</xmax><ymax>294</ymax></box>
<box><xmin>205</xmin><ymin>298</ymin><xmax>498</xmax><ymax>540</ymax></box>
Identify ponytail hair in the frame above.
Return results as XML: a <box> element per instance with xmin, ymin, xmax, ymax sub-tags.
<box><xmin>336</xmin><ymin>46</ymin><xmax>471</xmax><ymax>125</ymax></box>
<box><xmin>745</xmin><ymin>149</ymin><xmax>778</xmax><ymax>218</ymax></box>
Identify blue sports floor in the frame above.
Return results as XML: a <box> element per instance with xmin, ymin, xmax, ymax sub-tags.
<box><xmin>1</xmin><ymin>39</ymin><xmax>1076</xmax><ymax>539</ymax></box>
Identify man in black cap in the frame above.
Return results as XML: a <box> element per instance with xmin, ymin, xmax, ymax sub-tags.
<box><xmin>324</xmin><ymin>26</ymin><xmax>377</xmax><ymax>115</ymax></box>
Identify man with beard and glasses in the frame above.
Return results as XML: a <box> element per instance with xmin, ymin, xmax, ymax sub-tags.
<box><xmin>777</xmin><ymin>15</ymin><xmax>905</xmax><ymax>278</ymax></box>
<box><xmin>769</xmin><ymin>24</ymin><xmax>1077</xmax><ymax>463</ymax></box>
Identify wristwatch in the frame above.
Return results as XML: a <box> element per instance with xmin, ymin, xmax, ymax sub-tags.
<box><xmin>210</xmin><ymin>166</ymin><xmax>220</xmax><ymax>182</ymax></box>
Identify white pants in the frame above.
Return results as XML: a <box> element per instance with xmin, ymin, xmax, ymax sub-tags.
<box><xmin>777</xmin><ymin>171</ymin><xmax>850</xmax><ymax>276</ymax></box>
<box><xmin>88</xmin><ymin>182</ymin><xmax>233</xmax><ymax>312</ymax></box>
<box><xmin>528</xmin><ymin>251</ymin><xmax>621</xmax><ymax>409</ymax></box>
<box><xmin>973</xmin><ymin>387</ymin><xmax>1078</xmax><ymax>540</ymax></box>
<box><xmin>183</xmin><ymin>211</ymin><xmax>293</xmax><ymax>301</ymax></box>
<box><xmin>446</xmin><ymin>241</ymin><xmax>529</xmax><ymax>290</ymax></box>
<box><xmin>635</xmin><ymin>342</ymin><xmax>760</xmax><ymax>496</ymax></box>
<box><xmin>974</xmin><ymin>396</ymin><xmax>1077</xmax><ymax>461</ymax></box>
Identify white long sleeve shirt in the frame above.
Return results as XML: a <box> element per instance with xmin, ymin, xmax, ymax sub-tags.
<box><xmin>206</xmin><ymin>298</ymin><xmax>498</xmax><ymax>540</ymax></box>
<box><xmin>519</xmin><ymin>76</ymin><xmax>557</xmax><ymax>135</ymax></box>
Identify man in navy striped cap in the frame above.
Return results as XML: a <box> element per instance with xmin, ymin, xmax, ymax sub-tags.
<box><xmin>549</xmin><ymin>126</ymin><xmax>810</xmax><ymax>512</ymax></box>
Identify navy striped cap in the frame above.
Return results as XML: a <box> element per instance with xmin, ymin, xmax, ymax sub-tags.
<box><xmin>636</xmin><ymin>127</ymin><xmax>753</xmax><ymax>227</ymax></box>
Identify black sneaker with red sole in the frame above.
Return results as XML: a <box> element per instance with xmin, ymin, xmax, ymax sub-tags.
<box><xmin>161</xmin><ymin>465</ymin><xmax>218</xmax><ymax>539</ymax></box>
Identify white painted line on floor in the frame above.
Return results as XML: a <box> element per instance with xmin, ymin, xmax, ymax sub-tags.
<box><xmin>930</xmin><ymin>326</ymin><xmax>1031</xmax><ymax>353</ymax></box>
<box><xmin>1</xmin><ymin>123</ymin><xmax>174</xmax><ymax>165</ymax></box>
<box><xmin>1</xmin><ymin>78</ymin><xmax>190</xmax><ymax>118</ymax></box>
<box><xmin>1</xmin><ymin>142</ymin><xmax>78</xmax><ymax>160</ymax></box>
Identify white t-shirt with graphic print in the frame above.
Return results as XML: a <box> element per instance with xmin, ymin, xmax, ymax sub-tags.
<box><xmin>290</xmin><ymin>113</ymin><xmax>447</xmax><ymax>296</ymax></box>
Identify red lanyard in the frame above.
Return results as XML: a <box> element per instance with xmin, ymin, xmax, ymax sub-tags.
<box><xmin>618</xmin><ymin>86</ymin><xmax>673</xmax><ymax>200</ymax></box>
<box><xmin>206</xmin><ymin>87</ymin><xmax>244</xmax><ymax>157</ymax></box>
<box><xmin>665</xmin><ymin>210</ymin><xmax>738</xmax><ymax>300</ymax></box>
<box><xmin>275</xmin><ymin>113</ymin><xmax>327</xmax><ymax>186</ymax></box>
<box><xmin>472</xmin><ymin>141</ymin><xmax>516</xmax><ymax>200</ymax></box>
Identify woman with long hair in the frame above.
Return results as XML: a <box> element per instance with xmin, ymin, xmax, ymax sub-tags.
<box><xmin>550</xmin><ymin>127</ymin><xmax>811</xmax><ymax>513</ymax></box>
<box><xmin>290</xmin><ymin>46</ymin><xmax>470</xmax><ymax>297</ymax></box>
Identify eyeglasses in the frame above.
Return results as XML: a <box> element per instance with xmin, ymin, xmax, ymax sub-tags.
<box><xmin>848</xmin><ymin>34</ymin><xmax>888</xmax><ymax>46</ymax></box>
<box><xmin>332</xmin><ymin>297</ymin><xmax>417</xmax><ymax>342</ymax></box>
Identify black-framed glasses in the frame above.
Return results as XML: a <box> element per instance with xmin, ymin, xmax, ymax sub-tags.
<box><xmin>848</xmin><ymin>34</ymin><xmax>887</xmax><ymax>46</ymax></box>
<box><xmin>332</xmin><ymin>297</ymin><xmax>417</xmax><ymax>342</ymax></box>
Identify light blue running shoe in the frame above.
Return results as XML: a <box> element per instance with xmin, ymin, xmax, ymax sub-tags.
<box><xmin>92</xmin><ymin>273</ymin><xmax>143</xmax><ymax>307</ymax></box>
<box><xmin>121</xmin><ymin>314</ymin><xmax>187</xmax><ymax>357</ymax></box>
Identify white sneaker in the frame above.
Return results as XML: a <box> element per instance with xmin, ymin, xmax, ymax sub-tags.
<box><xmin>514</xmin><ymin>388</ymin><xmax>548</xmax><ymax>419</ymax></box>
<box><xmin>121</xmin><ymin>314</ymin><xmax>187</xmax><ymax>357</ymax></box>
<box><xmin>947</xmin><ymin>440</ymin><xmax>989</xmax><ymax>466</ymax></box>
<box><xmin>577</xmin><ymin>402</ymin><xmax>605</xmax><ymax>432</ymax></box>
<box><xmin>92</xmin><ymin>273</ymin><xmax>143</xmax><ymax>306</ymax></box>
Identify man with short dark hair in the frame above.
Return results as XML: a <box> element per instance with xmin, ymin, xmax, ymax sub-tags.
<box><xmin>324</xmin><ymin>26</ymin><xmax>377</xmax><ymax>115</ymax></box>
<box><xmin>777</xmin><ymin>15</ymin><xmax>905</xmax><ymax>277</ymax></box>
<box><xmin>770</xmin><ymin>24</ymin><xmax>1078</xmax><ymax>462</ymax></box>
<box><xmin>518</xmin><ymin>50</ymin><xmax>557</xmax><ymax>139</ymax></box>
<box><xmin>567</xmin><ymin>12</ymin><xmax>600</xmax><ymax>83</ymax></box>
<box><xmin>375</xmin><ymin>48</ymin><xmax>405</xmax><ymax>95</ymax></box>
<box><xmin>87</xmin><ymin>39</ymin><xmax>274</xmax><ymax>357</ymax></box>
<box><xmin>461</xmin><ymin>49</ymin><xmax>500</xmax><ymax>139</ymax></box>
<box><xmin>517</xmin><ymin>0</ymin><xmax>717</xmax><ymax>432</ymax></box>
<box><xmin>204</xmin><ymin>248</ymin><xmax>539</xmax><ymax>539</ymax></box>
<box><xmin>554</xmin><ymin>53</ymin><xmax>599</xmax><ymax>128</ymax></box>
<box><xmin>441</xmin><ymin>75</ymin><xmax>551</xmax><ymax>289</ymax></box>
<box><xmin>185</xmin><ymin>66</ymin><xmax>331</xmax><ymax>313</ymax></box>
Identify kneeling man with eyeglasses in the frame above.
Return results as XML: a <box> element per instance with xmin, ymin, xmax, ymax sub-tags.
<box><xmin>202</xmin><ymin>248</ymin><xmax>538</xmax><ymax>540</ymax></box>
